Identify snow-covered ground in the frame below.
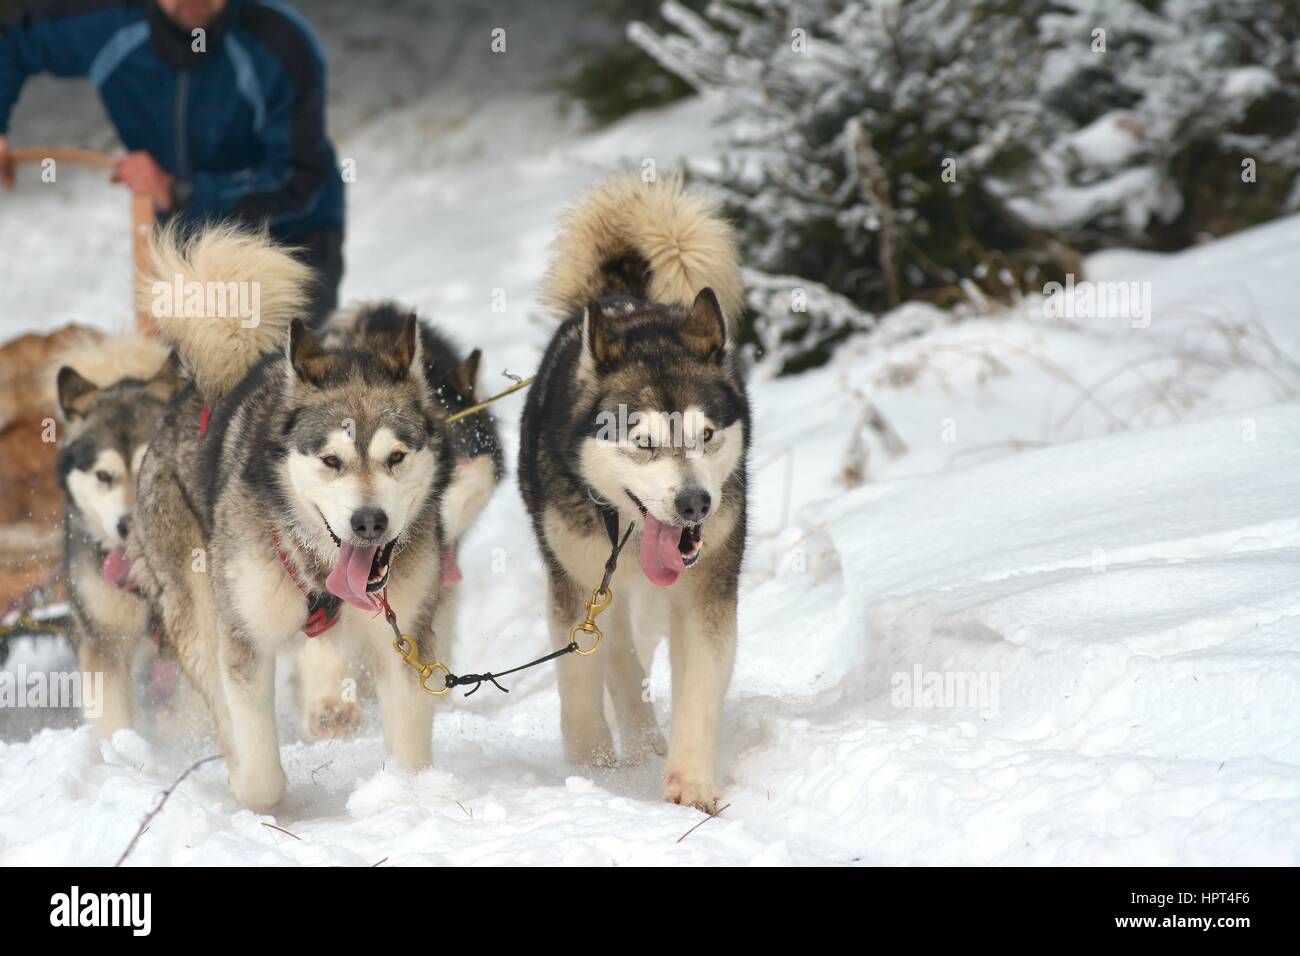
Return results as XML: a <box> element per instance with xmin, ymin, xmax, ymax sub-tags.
<box><xmin>2</xmin><ymin>3</ymin><xmax>1298</xmax><ymax>865</ymax></box>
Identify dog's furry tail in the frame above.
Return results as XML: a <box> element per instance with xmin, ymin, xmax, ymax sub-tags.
<box><xmin>46</xmin><ymin>333</ymin><xmax>170</xmax><ymax>395</ymax></box>
<box><xmin>539</xmin><ymin>172</ymin><xmax>745</xmax><ymax>330</ymax></box>
<box><xmin>136</xmin><ymin>222</ymin><xmax>313</xmax><ymax>401</ymax></box>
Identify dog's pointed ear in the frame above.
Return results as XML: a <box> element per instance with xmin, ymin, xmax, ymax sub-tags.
<box><xmin>681</xmin><ymin>288</ymin><xmax>727</xmax><ymax>363</ymax></box>
<box><xmin>583</xmin><ymin>300</ymin><xmax>622</xmax><ymax>370</ymax></box>
<box><xmin>56</xmin><ymin>366</ymin><xmax>99</xmax><ymax>420</ymax></box>
<box><xmin>375</xmin><ymin>312</ymin><xmax>421</xmax><ymax>380</ymax></box>
<box><xmin>452</xmin><ymin>348</ymin><xmax>481</xmax><ymax>401</ymax></box>
<box><xmin>288</xmin><ymin>318</ymin><xmax>330</xmax><ymax>385</ymax></box>
<box><xmin>399</xmin><ymin>312</ymin><xmax>421</xmax><ymax>376</ymax></box>
<box><xmin>147</xmin><ymin>351</ymin><xmax>184</xmax><ymax>403</ymax></box>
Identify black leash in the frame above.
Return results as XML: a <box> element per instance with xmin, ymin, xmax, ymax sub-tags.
<box><xmin>596</xmin><ymin>502</ymin><xmax>631</xmax><ymax>590</ymax></box>
<box><xmin>384</xmin><ymin>506</ymin><xmax>634</xmax><ymax>697</ymax></box>
<box><xmin>443</xmin><ymin>643</ymin><xmax>578</xmax><ymax>697</ymax></box>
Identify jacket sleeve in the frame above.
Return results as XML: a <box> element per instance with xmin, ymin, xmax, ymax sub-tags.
<box><xmin>0</xmin><ymin>4</ymin><xmax>138</xmax><ymax>134</ymax></box>
<box><xmin>184</xmin><ymin>11</ymin><xmax>334</xmax><ymax>230</ymax></box>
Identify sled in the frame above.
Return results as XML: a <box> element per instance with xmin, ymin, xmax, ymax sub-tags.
<box><xmin>0</xmin><ymin>147</ymin><xmax>156</xmax><ymax>614</ymax></box>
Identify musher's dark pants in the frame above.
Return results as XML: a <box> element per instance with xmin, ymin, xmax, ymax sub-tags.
<box><xmin>297</xmin><ymin>228</ymin><xmax>344</xmax><ymax>328</ymax></box>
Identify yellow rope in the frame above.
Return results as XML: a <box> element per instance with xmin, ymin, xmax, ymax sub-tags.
<box><xmin>445</xmin><ymin>376</ymin><xmax>534</xmax><ymax>424</ymax></box>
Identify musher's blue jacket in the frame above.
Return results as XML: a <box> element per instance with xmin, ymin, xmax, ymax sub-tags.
<box><xmin>0</xmin><ymin>0</ymin><xmax>344</xmax><ymax>241</ymax></box>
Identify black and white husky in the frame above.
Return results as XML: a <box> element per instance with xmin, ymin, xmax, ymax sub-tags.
<box><xmin>129</xmin><ymin>225</ymin><xmax>456</xmax><ymax>810</ymax></box>
<box><xmin>55</xmin><ymin>338</ymin><xmax>177</xmax><ymax>736</ymax></box>
<box><xmin>518</xmin><ymin>173</ymin><xmax>750</xmax><ymax>812</ymax></box>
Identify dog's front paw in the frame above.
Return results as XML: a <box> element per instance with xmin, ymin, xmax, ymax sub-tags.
<box><xmin>566</xmin><ymin>740</ymin><xmax>618</xmax><ymax>768</ymax></box>
<box><xmin>562</xmin><ymin>717</ymin><xmax>616</xmax><ymax>768</ymax></box>
<box><xmin>229</xmin><ymin>763</ymin><xmax>287</xmax><ymax>813</ymax></box>
<box><xmin>305</xmin><ymin>700</ymin><xmax>361</xmax><ymax>740</ymax></box>
<box><xmin>620</xmin><ymin>728</ymin><xmax>668</xmax><ymax>766</ymax></box>
<box><xmin>663</xmin><ymin>770</ymin><xmax>719</xmax><ymax>814</ymax></box>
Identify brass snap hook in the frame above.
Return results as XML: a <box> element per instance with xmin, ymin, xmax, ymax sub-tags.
<box><xmin>570</xmin><ymin>586</ymin><xmax>612</xmax><ymax>656</ymax></box>
<box><xmin>393</xmin><ymin>634</ymin><xmax>451</xmax><ymax>695</ymax></box>
<box><xmin>418</xmin><ymin>661</ymin><xmax>451</xmax><ymax>696</ymax></box>
<box><xmin>587</xmin><ymin>587</ymin><xmax>612</xmax><ymax>615</ymax></box>
<box><xmin>570</xmin><ymin>620</ymin><xmax>604</xmax><ymax>656</ymax></box>
<box><xmin>392</xmin><ymin>633</ymin><xmax>418</xmax><ymax>664</ymax></box>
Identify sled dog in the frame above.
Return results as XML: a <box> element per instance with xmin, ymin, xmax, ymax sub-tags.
<box><xmin>518</xmin><ymin>173</ymin><xmax>749</xmax><ymax>812</ymax></box>
<box><xmin>55</xmin><ymin>337</ymin><xmax>177</xmax><ymax>736</ymax></box>
<box><xmin>324</xmin><ymin>302</ymin><xmax>502</xmax><ymax>559</ymax></box>
<box><xmin>289</xmin><ymin>304</ymin><xmax>504</xmax><ymax>738</ymax></box>
<box><xmin>129</xmin><ymin>224</ymin><xmax>454</xmax><ymax>809</ymax></box>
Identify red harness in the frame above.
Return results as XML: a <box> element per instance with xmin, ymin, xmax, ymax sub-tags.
<box><xmin>200</xmin><ymin>405</ymin><xmax>338</xmax><ymax>638</ymax></box>
<box><xmin>271</xmin><ymin>528</ymin><xmax>341</xmax><ymax>638</ymax></box>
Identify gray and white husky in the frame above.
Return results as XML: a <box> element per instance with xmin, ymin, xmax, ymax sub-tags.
<box><xmin>129</xmin><ymin>224</ymin><xmax>455</xmax><ymax>810</ymax></box>
<box><xmin>518</xmin><ymin>173</ymin><xmax>750</xmax><ymax>812</ymax></box>
<box><xmin>324</xmin><ymin>301</ymin><xmax>503</xmax><ymax>566</ymax></box>
<box><xmin>55</xmin><ymin>339</ymin><xmax>177</xmax><ymax>736</ymax></box>
<box><xmin>290</xmin><ymin>304</ymin><xmax>503</xmax><ymax>739</ymax></box>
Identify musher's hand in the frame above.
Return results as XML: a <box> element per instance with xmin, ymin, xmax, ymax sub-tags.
<box><xmin>111</xmin><ymin>150</ymin><xmax>174</xmax><ymax>212</ymax></box>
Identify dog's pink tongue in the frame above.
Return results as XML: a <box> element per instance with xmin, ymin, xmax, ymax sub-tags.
<box><xmin>326</xmin><ymin>542</ymin><xmax>380</xmax><ymax>610</ymax></box>
<box><xmin>639</xmin><ymin>514</ymin><xmax>684</xmax><ymax>587</ymax></box>
<box><xmin>102</xmin><ymin>545</ymin><xmax>135</xmax><ymax>590</ymax></box>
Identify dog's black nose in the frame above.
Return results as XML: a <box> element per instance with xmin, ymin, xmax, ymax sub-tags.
<box><xmin>350</xmin><ymin>507</ymin><xmax>388</xmax><ymax>543</ymax></box>
<box><xmin>116</xmin><ymin>515</ymin><xmax>132</xmax><ymax>540</ymax></box>
<box><xmin>674</xmin><ymin>489</ymin><xmax>711</xmax><ymax>524</ymax></box>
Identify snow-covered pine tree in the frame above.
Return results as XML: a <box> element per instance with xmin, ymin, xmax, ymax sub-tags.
<box><xmin>1031</xmin><ymin>0</ymin><xmax>1300</xmax><ymax>247</ymax></box>
<box><xmin>633</xmin><ymin>0</ymin><xmax>1298</xmax><ymax>372</ymax></box>
<box><xmin>631</xmin><ymin>0</ymin><xmax>1075</xmax><ymax>373</ymax></box>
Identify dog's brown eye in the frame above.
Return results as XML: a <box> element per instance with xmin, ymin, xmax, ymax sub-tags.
<box><xmin>388</xmin><ymin>450</ymin><xmax>406</xmax><ymax>467</ymax></box>
<box><xmin>95</xmin><ymin>470</ymin><xmax>113</xmax><ymax>485</ymax></box>
<box><xmin>634</xmin><ymin>433</ymin><xmax>652</xmax><ymax>450</ymax></box>
<box><xmin>701</xmin><ymin>427</ymin><xmax>714</xmax><ymax>443</ymax></box>
<box><xmin>321</xmin><ymin>454</ymin><xmax>342</xmax><ymax>470</ymax></box>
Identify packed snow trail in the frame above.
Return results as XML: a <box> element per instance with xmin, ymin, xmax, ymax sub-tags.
<box><xmin>2</xmin><ymin>401</ymin><xmax>1296</xmax><ymax>864</ymax></box>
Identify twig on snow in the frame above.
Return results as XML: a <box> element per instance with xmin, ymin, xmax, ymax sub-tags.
<box><xmin>261</xmin><ymin>822</ymin><xmax>303</xmax><ymax>841</ymax></box>
<box><xmin>114</xmin><ymin>753</ymin><xmax>222</xmax><ymax>867</ymax></box>
<box><xmin>676</xmin><ymin>803</ymin><xmax>731</xmax><ymax>844</ymax></box>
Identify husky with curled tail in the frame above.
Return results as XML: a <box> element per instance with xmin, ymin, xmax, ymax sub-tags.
<box><xmin>129</xmin><ymin>224</ymin><xmax>454</xmax><ymax>810</ymax></box>
<box><xmin>519</xmin><ymin>173</ymin><xmax>750</xmax><ymax>813</ymax></box>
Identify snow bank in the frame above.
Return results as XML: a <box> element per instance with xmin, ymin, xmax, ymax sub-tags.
<box><xmin>2</xmin><ymin>399</ymin><xmax>1295</xmax><ymax>865</ymax></box>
